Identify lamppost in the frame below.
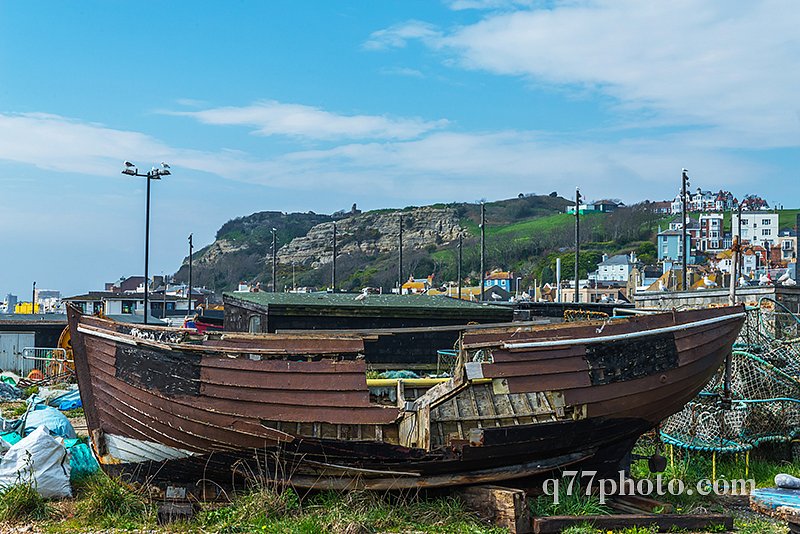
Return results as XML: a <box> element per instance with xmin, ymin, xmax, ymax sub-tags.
<box><xmin>31</xmin><ymin>281</ymin><xmax>36</xmax><ymax>315</ymax></box>
<box><xmin>122</xmin><ymin>161</ymin><xmax>171</xmax><ymax>325</ymax></box>
<box><xmin>681</xmin><ymin>169</ymin><xmax>690</xmax><ymax>291</ymax></box>
<box><xmin>271</xmin><ymin>228</ymin><xmax>277</xmax><ymax>293</ymax></box>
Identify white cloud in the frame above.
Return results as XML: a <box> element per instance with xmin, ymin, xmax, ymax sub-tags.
<box><xmin>373</xmin><ymin>1</ymin><xmax>800</xmax><ymax>149</ymax></box>
<box><xmin>363</xmin><ymin>20</ymin><xmax>442</xmax><ymax>50</ymax></box>
<box><xmin>380</xmin><ymin>66</ymin><xmax>426</xmax><ymax>78</ymax></box>
<box><xmin>445</xmin><ymin>0</ymin><xmax>534</xmax><ymax>11</ymax></box>
<box><xmin>167</xmin><ymin>100</ymin><xmax>447</xmax><ymax>141</ymax></box>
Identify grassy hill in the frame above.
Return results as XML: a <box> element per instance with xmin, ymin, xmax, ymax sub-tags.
<box><xmin>173</xmin><ymin>196</ymin><xmax>676</xmax><ymax>293</ymax></box>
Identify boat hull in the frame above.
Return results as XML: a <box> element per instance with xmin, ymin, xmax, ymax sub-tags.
<box><xmin>67</xmin><ymin>305</ymin><xmax>745</xmax><ymax>492</ymax></box>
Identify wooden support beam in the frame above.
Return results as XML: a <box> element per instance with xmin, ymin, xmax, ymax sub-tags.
<box><xmin>455</xmin><ymin>485</ymin><xmax>532</xmax><ymax>534</ymax></box>
<box><xmin>532</xmin><ymin>513</ymin><xmax>732</xmax><ymax>533</ymax></box>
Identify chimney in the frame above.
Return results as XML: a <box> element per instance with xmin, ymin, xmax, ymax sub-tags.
<box><xmin>602</xmin><ymin>254</ymin><xmax>608</xmax><ymax>263</ymax></box>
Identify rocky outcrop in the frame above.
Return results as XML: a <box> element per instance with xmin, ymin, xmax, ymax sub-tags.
<box><xmin>277</xmin><ymin>207</ymin><xmax>463</xmax><ymax>268</ymax></box>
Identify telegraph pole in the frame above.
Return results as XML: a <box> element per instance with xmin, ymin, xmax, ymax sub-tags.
<box><xmin>480</xmin><ymin>202</ymin><xmax>486</xmax><ymax>302</ymax></box>
<box><xmin>574</xmin><ymin>188</ymin><xmax>581</xmax><ymax>303</ymax></box>
<box><xmin>188</xmin><ymin>234</ymin><xmax>193</xmax><ymax>315</ymax></box>
<box><xmin>271</xmin><ymin>228</ymin><xmax>277</xmax><ymax>292</ymax></box>
<box><xmin>398</xmin><ymin>215</ymin><xmax>403</xmax><ymax>291</ymax></box>
<box><xmin>681</xmin><ymin>169</ymin><xmax>690</xmax><ymax>291</ymax></box>
<box><xmin>31</xmin><ymin>281</ymin><xmax>36</xmax><ymax>315</ymax></box>
<box><xmin>457</xmin><ymin>234</ymin><xmax>463</xmax><ymax>300</ymax></box>
<box><xmin>331</xmin><ymin>221</ymin><xmax>337</xmax><ymax>292</ymax></box>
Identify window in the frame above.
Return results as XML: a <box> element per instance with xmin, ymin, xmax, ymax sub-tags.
<box><xmin>762</xmin><ymin>229</ymin><xmax>771</xmax><ymax>236</ymax></box>
<box><xmin>248</xmin><ymin>315</ymin><xmax>262</xmax><ymax>333</ymax></box>
<box><xmin>784</xmin><ymin>241</ymin><xmax>793</xmax><ymax>250</ymax></box>
<box><xmin>662</xmin><ymin>245</ymin><xmax>669</xmax><ymax>255</ymax></box>
<box><xmin>762</xmin><ymin>219</ymin><xmax>771</xmax><ymax>226</ymax></box>
<box><xmin>122</xmin><ymin>300</ymin><xmax>135</xmax><ymax>314</ymax></box>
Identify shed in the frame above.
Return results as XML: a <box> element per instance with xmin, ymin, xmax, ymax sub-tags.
<box><xmin>0</xmin><ymin>314</ymin><xmax>67</xmax><ymax>375</ymax></box>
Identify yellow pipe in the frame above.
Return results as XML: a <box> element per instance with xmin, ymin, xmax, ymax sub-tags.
<box><xmin>745</xmin><ymin>450</ymin><xmax>750</xmax><ymax>479</ymax></box>
<box><xmin>367</xmin><ymin>378</ymin><xmax>448</xmax><ymax>387</ymax></box>
<box><xmin>712</xmin><ymin>451</ymin><xmax>717</xmax><ymax>482</ymax></box>
<box><xmin>366</xmin><ymin>377</ymin><xmax>492</xmax><ymax>387</ymax></box>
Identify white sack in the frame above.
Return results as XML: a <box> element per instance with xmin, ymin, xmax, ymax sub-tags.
<box><xmin>0</xmin><ymin>426</ymin><xmax>71</xmax><ymax>498</ymax></box>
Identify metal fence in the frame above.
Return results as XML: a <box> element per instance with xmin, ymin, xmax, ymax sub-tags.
<box><xmin>21</xmin><ymin>347</ymin><xmax>74</xmax><ymax>382</ymax></box>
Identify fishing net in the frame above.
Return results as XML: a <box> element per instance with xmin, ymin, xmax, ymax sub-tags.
<box><xmin>660</xmin><ymin>299</ymin><xmax>800</xmax><ymax>453</ymax></box>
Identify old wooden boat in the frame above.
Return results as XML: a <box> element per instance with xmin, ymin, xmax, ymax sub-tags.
<box><xmin>66</xmin><ymin>304</ymin><xmax>745</xmax><ymax>493</ymax></box>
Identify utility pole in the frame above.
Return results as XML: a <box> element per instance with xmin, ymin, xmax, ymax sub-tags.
<box><xmin>681</xmin><ymin>169</ymin><xmax>690</xmax><ymax>291</ymax></box>
<box><xmin>574</xmin><ymin>188</ymin><xmax>581</xmax><ymax>303</ymax></box>
<box><xmin>457</xmin><ymin>234</ymin><xmax>463</xmax><ymax>300</ymax></box>
<box><xmin>556</xmin><ymin>257</ymin><xmax>562</xmax><ymax>302</ymax></box>
<box><xmin>331</xmin><ymin>221</ymin><xmax>337</xmax><ymax>292</ymax></box>
<box><xmin>398</xmin><ymin>215</ymin><xmax>403</xmax><ymax>291</ymax></box>
<box><xmin>188</xmin><ymin>234</ymin><xmax>193</xmax><ymax>315</ymax></box>
<box><xmin>31</xmin><ymin>281</ymin><xmax>36</xmax><ymax>315</ymax></box>
<box><xmin>480</xmin><ymin>202</ymin><xmax>486</xmax><ymax>302</ymax></box>
<box><xmin>271</xmin><ymin>228</ymin><xmax>277</xmax><ymax>293</ymax></box>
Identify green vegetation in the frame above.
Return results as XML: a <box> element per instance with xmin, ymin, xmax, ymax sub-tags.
<box><xmin>0</xmin><ymin>483</ymin><xmax>51</xmax><ymax>523</ymax></box>
<box><xmin>73</xmin><ymin>473</ymin><xmax>151</xmax><ymax>529</ymax></box>
<box><xmin>530</xmin><ymin>479</ymin><xmax>612</xmax><ymax>517</ymax></box>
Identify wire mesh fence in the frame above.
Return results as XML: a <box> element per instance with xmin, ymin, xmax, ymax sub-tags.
<box><xmin>661</xmin><ymin>300</ymin><xmax>800</xmax><ymax>453</ymax></box>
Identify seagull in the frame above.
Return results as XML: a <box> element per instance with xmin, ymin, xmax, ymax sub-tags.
<box><xmin>778</xmin><ymin>271</ymin><xmax>791</xmax><ymax>283</ymax></box>
<box><xmin>124</xmin><ymin>161</ymin><xmax>135</xmax><ymax>168</ymax></box>
<box><xmin>658</xmin><ymin>279</ymin><xmax>666</xmax><ymax>291</ymax></box>
<box><xmin>784</xmin><ymin>277</ymin><xmax>797</xmax><ymax>286</ymax></box>
<box><xmin>759</xmin><ymin>273</ymin><xmax>771</xmax><ymax>285</ymax></box>
<box><xmin>161</xmin><ymin>162</ymin><xmax>170</xmax><ymax>169</ymax></box>
<box><xmin>491</xmin><ymin>293</ymin><xmax>503</xmax><ymax>300</ymax></box>
<box><xmin>703</xmin><ymin>275</ymin><xmax>717</xmax><ymax>288</ymax></box>
<box><xmin>355</xmin><ymin>289</ymin><xmax>368</xmax><ymax>301</ymax></box>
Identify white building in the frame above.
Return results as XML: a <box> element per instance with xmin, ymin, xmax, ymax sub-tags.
<box><xmin>589</xmin><ymin>253</ymin><xmax>638</xmax><ymax>282</ymax></box>
<box><xmin>731</xmin><ymin>212</ymin><xmax>779</xmax><ymax>249</ymax></box>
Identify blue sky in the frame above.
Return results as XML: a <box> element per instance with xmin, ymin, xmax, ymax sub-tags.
<box><xmin>1</xmin><ymin>1</ymin><xmax>798</xmax><ymax>297</ymax></box>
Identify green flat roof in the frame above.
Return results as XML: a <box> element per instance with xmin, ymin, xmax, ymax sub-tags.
<box><xmin>224</xmin><ymin>291</ymin><xmax>510</xmax><ymax>313</ymax></box>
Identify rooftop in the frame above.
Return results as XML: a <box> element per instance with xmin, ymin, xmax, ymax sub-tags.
<box><xmin>225</xmin><ymin>291</ymin><xmax>510</xmax><ymax>312</ymax></box>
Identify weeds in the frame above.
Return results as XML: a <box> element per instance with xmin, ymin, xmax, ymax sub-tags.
<box><xmin>0</xmin><ymin>482</ymin><xmax>51</xmax><ymax>522</ymax></box>
<box><xmin>198</xmin><ymin>489</ymin><xmax>502</xmax><ymax>533</ymax></box>
<box><xmin>530</xmin><ymin>481</ymin><xmax>612</xmax><ymax>517</ymax></box>
<box><xmin>74</xmin><ymin>473</ymin><xmax>152</xmax><ymax>528</ymax></box>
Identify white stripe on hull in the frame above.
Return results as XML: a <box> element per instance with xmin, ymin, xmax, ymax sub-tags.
<box><xmin>105</xmin><ymin>433</ymin><xmax>196</xmax><ymax>464</ymax></box>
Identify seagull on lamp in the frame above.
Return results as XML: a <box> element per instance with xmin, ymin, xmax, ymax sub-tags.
<box><xmin>161</xmin><ymin>162</ymin><xmax>170</xmax><ymax>169</ymax></box>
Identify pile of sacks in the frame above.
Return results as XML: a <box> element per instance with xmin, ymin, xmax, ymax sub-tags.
<box><xmin>0</xmin><ymin>393</ymin><xmax>98</xmax><ymax>498</ymax></box>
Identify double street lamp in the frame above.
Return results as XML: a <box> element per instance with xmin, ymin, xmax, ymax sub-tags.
<box><xmin>122</xmin><ymin>161</ymin><xmax>171</xmax><ymax>325</ymax></box>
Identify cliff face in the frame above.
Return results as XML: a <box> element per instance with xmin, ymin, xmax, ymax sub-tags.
<box><xmin>277</xmin><ymin>207</ymin><xmax>463</xmax><ymax>268</ymax></box>
<box><xmin>173</xmin><ymin>194</ymin><xmax>574</xmax><ymax>292</ymax></box>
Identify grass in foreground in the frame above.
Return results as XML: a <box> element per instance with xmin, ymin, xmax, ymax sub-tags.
<box><xmin>0</xmin><ymin>482</ymin><xmax>51</xmax><ymax>523</ymax></box>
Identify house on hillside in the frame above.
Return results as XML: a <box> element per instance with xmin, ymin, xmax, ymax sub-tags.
<box><xmin>778</xmin><ymin>229</ymin><xmax>797</xmax><ymax>263</ymax></box>
<box><xmin>483</xmin><ymin>270</ymin><xmax>515</xmax><ymax>293</ymax></box>
<box><xmin>658</xmin><ymin>229</ymin><xmax>696</xmax><ymax>265</ymax></box>
<box><xmin>698</xmin><ymin>213</ymin><xmax>724</xmax><ymax>252</ymax></box>
<box><xmin>731</xmin><ymin>212</ymin><xmax>779</xmax><ymax>249</ymax></box>
<box><xmin>589</xmin><ymin>253</ymin><xmax>639</xmax><ymax>283</ymax></box>
<box><xmin>565</xmin><ymin>200</ymin><xmax>622</xmax><ymax>214</ymax></box>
